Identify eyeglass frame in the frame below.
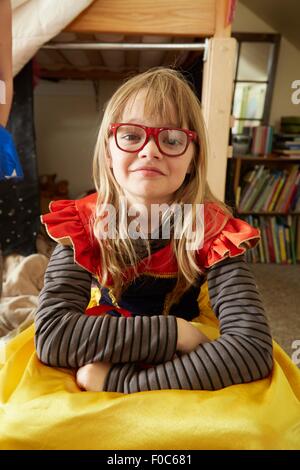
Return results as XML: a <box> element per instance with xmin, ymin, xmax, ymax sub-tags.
<box><xmin>109</xmin><ymin>122</ymin><xmax>198</xmax><ymax>157</ymax></box>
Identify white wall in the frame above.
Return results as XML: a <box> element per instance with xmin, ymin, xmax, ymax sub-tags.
<box><xmin>233</xmin><ymin>2</ymin><xmax>300</xmax><ymax>131</ymax></box>
<box><xmin>34</xmin><ymin>78</ymin><xmax>121</xmax><ymax>198</ymax></box>
<box><xmin>270</xmin><ymin>39</ymin><xmax>300</xmax><ymax>129</ymax></box>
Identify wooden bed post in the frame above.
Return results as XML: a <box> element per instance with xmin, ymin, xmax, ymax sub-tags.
<box><xmin>202</xmin><ymin>0</ymin><xmax>236</xmax><ymax>201</ymax></box>
<box><xmin>202</xmin><ymin>37</ymin><xmax>236</xmax><ymax>201</ymax></box>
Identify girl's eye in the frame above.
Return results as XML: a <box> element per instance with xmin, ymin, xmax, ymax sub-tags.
<box><xmin>163</xmin><ymin>137</ymin><xmax>183</xmax><ymax>146</ymax></box>
<box><xmin>167</xmin><ymin>138</ymin><xmax>180</xmax><ymax>145</ymax></box>
<box><xmin>160</xmin><ymin>130</ymin><xmax>186</xmax><ymax>148</ymax></box>
<box><xmin>123</xmin><ymin>134</ymin><xmax>141</xmax><ymax>141</ymax></box>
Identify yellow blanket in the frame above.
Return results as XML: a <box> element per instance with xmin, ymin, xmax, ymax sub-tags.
<box><xmin>0</xmin><ymin>283</ymin><xmax>300</xmax><ymax>450</ymax></box>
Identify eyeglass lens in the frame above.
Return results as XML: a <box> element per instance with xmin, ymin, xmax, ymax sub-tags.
<box><xmin>116</xmin><ymin>125</ymin><xmax>188</xmax><ymax>156</ymax></box>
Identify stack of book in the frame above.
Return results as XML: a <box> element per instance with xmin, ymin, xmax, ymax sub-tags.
<box><xmin>281</xmin><ymin>116</ymin><xmax>300</xmax><ymax>134</ymax></box>
<box><xmin>250</xmin><ymin>126</ymin><xmax>274</xmax><ymax>155</ymax></box>
<box><xmin>273</xmin><ymin>133</ymin><xmax>300</xmax><ymax>157</ymax></box>
<box><xmin>273</xmin><ymin>117</ymin><xmax>300</xmax><ymax>157</ymax></box>
<box><xmin>237</xmin><ymin>164</ymin><xmax>300</xmax><ymax>213</ymax></box>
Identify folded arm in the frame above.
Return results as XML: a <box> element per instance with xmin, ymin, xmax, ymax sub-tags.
<box><xmin>103</xmin><ymin>255</ymin><xmax>274</xmax><ymax>393</ymax></box>
<box><xmin>34</xmin><ymin>244</ymin><xmax>177</xmax><ymax>368</ymax></box>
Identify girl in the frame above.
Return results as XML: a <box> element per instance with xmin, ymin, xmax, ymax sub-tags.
<box><xmin>36</xmin><ymin>67</ymin><xmax>273</xmax><ymax>394</ymax></box>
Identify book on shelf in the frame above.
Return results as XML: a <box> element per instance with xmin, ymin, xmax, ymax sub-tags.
<box><xmin>270</xmin><ymin>216</ymin><xmax>280</xmax><ymax>263</ymax></box>
<box><xmin>268</xmin><ymin>171</ymin><xmax>288</xmax><ymax>212</ymax></box>
<box><xmin>252</xmin><ymin>172</ymin><xmax>275</xmax><ymax>212</ymax></box>
<box><xmin>287</xmin><ymin>215</ymin><xmax>296</xmax><ymax>264</ymax></box>
<box><xmin>274</xmin><ymin>165</ymin><xmax>299</xmax><ymax>213</ymax></box>
<box><xmin>235</xmin><ymin>185</ymin><xmax>241</xmax><ymax>208</ymax></box>
<box><xmin>282</xmin><ymin>172</ymin><xmax>300</xmax><ymax>213</ymax></box>
<box><xmin>251</xmin><ymin>126</ymin><xmax>273</xmax><ymax>155</ymax></box>
<box><xmin>242</xmin><ymin>214</ymin><xmax>299</xmax><ymax>264</ymax></box>
<box><xmin>243</xmin><ymin>169</ymin><xmax>270</xmax><ymax>212</ymax></box>
<box><xmin>237</xmin><ymin>164</ymin><xmax>300</xmax><ymax>214</ymax></box>
<box><xmin>260</xmin><ymin>218</ymin><xmax>270</xmax><ymax>263</ymax></box>
<box><xmin>238</xmin><ymin>165</ymin><xmax>264</xmax><ymax>210</ymax></box>
<box><xmin>252</xmin><ymin>216</ymin><xmax>265</xmax><ymax>263</ymax></box>
<box><xmin>294</xmin><ymin>183</ymin><xmax>300</xmax><ymax>212</ymax></box>
<box><xmin>278</xmin><ymin>224</ymin><xmax>287</xmax><ymax>263</ymax></box>
<box><xmin>262</xmin><ymin>171</ymin><xmax>281</xmax><ymax>212</ymax></box>
<box><xmin>265</xmin><ymin>217</ymin><xmax>276</xmax><ymax>262</ymax></box>
<box><xmin>283</xmin><ymin>225</ymin><xmax>291</xmax><ymax>264</ymax></box>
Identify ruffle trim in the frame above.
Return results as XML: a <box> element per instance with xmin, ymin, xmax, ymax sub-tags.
<box><xmin>197</xmin><ymin>214</ymin><xmax>261</xmax><ymax>269</ymax></box>
<box><xmin>41</xmin><ymin>194</ymin><xmax>99</xmax><ymax>275</ymax></box>
<box><xmin>41</xmin><ymin>195</ymin><xmax>261</xmax><ymax>276</ymax></box>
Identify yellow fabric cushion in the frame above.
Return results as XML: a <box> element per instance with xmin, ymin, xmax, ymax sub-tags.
<box><xmin>0</xmin><ymin>281</ymin><xmax>299</xmax><ymax>450</ymax></box>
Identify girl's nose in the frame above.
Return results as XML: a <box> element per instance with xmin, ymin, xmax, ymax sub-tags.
<box><xmin>138</xmin><ymin>136</ymin><xmax>163</xmax><ymax>159</ymax></box>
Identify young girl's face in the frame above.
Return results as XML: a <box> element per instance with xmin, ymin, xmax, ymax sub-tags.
<box><xmin>107</xmin><ymin>89</ymin><xmax>195</xmax><ymax>209</ymax></box>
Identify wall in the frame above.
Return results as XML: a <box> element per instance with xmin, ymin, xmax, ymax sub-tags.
<box><xmin>232</xmin><ymin>2</ymin><xmax>300</xmax><ymax>131</ymax></box>
<box><xmin>34</xmin><ymin>78</ymin><xmax>121</xmax><ymax>198</ymax></box>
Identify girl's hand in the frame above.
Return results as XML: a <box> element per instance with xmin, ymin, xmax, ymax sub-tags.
<box><xmin>176</xmin><ymin>317</ymin><xmax>210</xmax><ymax>354</ymax></box>
<box><xmin>76</xmin><ymin>362</ymin><xmax>112</xmax><ymax>392</ymax></box>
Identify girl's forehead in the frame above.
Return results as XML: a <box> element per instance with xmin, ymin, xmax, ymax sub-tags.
<box><xmin>120</xmin><ymin>89</ymin><xmax>180</xmax><ymax>127</ymax></box>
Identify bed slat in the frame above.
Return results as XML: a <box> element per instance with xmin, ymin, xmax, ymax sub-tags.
<box><xmin>65</xmin><ymin>0</ymin><xmax>216</xmax><ymax>37</ymax></box>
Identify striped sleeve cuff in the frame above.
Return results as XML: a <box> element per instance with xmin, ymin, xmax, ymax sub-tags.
<box><xmin>103</xmin><ymin>363</ymin><xmax>137</xmax><ymax>393</ymax></box>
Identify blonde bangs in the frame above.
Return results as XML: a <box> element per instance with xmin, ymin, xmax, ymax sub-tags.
<box><xmin>109</xmin><ymin>68</ymin><xmax>194</xmax><ymax>129</ymax></box>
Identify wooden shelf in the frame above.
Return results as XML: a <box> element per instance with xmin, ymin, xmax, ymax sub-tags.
<box><xmin>231</xmin><ymin>154</ymin><xmax>300</xmax><ymax>194</ymax></box>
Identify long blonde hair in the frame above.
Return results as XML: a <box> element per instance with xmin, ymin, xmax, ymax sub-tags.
<box><xmin>92</xmin><ymin>67</ymin><xmax>233</xmax><ymax>309</ymax></box>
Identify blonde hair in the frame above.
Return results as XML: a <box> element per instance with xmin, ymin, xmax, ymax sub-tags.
<box><xmin>92</xmin><ymin>67</ymin><xmax>233</xmax><ymax>310</ymax></box>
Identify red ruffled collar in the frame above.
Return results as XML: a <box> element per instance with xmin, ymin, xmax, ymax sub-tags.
<box><xmin>41</xmin><ymin>192</ymin><xmax>260</xmax><ymax>283</ymax></box>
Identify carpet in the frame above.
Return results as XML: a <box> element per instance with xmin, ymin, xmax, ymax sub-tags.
<box><xmin>250</xmin><ymin>263</ymin><xmax>300</xmax><ymax>364</ymax></box>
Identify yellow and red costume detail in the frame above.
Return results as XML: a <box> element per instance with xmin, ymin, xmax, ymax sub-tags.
<box><xmin>1</xmin><ymin>194</ymin><xmax>299</xmax><ymax>449</ymax></box>
<box><xmin>41</xmin><ymin>192</ymin><xmax>260</xmax><ymax>320</ymax></box>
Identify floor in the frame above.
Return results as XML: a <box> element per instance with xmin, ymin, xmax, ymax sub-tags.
<box><xmin>250</xmin><ymin>263</ymin><xmax>300</xmax><ymax>362</ymax></box>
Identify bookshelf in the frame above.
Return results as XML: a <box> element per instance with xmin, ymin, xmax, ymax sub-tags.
<box><xmin>231</xmin><ymin>154</ymin><xmax>300</xmax><ymax>264</ymax></box>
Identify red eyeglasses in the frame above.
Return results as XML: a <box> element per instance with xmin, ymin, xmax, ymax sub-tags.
<box><xmin>109</xmin><ymin>123</ymin><xmax>198</xmax><ymax>157</ymax></box>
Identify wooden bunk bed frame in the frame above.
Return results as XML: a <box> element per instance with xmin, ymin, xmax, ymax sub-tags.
<box><xmin>64</xmin><ymin>0</ymin><xmax>237</xmax><ymax>201</ymax></box>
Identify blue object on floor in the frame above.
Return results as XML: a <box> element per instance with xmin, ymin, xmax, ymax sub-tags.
<box><xmin>0</xmin><ymin>125</ymin><xmax>24</xmax><ymax>180</ymax></box>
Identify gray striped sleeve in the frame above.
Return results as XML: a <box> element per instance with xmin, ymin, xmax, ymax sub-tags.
<box><xmin>34</xmin><ymin>244</ymin><xmax>177</xmax><ymax>368</ymax></box>
<box><xmin>103</xmin><ymin>254</ymin><xmax>274</xmax><ymax>393</ymax></box>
